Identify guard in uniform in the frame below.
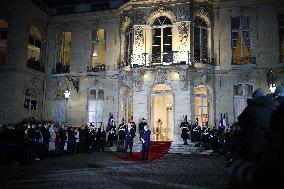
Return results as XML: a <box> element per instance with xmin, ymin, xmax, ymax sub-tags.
<box><xmin>191</xmin><ymin>120</ymin><xmax>199</xmax><ymax>143</ymax></box>
<box><xmin>118</xmin><ymin>119</ymin><xmax>125</xmax><ymax>145</ymax></box>
<box><xmin>202</xmin><ymin>126</ymin><xmax>211</xmax><ymax>149</ymax></box>
<box><xmin>180</xmin><ymin>115</ymin><xmax>190</xmax><ymax>145</ymax></box>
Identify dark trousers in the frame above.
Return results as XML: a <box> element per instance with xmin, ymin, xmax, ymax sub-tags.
<box><xmin>183</xmin><ymin>138</ymin><xmax>188</xmax><ymax>145</ymax></box>
<box><xmin>141</xmin><ymin>142</ymin><xmax>149</xmax><ymax>160</ymax></box>
<box><xmin>125</xmin><ymin>140</ymin><xmax>133</xmax><ymax>158</ymax></box>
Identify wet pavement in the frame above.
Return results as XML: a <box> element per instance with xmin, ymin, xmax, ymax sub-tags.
<box><xmin>0</xmin><ymin>152</ymin><xmax>229</xmax><ymax>189</ymax></box>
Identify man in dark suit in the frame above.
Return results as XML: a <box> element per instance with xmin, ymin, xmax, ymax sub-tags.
<box><xmin>124</xmin><ymin>122</ymin><xmax>135</xmax><ymax>159</ymax></box>
<box><xmin>139</xmin><ymin>118</ymin><xmax>147</xmax><ymax>141</ymax></box>
<box><xmin>141</xmin><ymin>124</ymin><xmax>151</xmax><ymax>160</ymax></box>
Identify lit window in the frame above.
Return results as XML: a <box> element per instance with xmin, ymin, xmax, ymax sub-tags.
<box><xmin>152</xmin><ymin>16</ymin><xmax>172</xmax><ymax>64</ymax></box>
<box><xmin>194</xmin><ymin>86</ymin><xmax>209</xmax><ymax>127</ymax></box>
<box><xmin>90</xmin><ymin>29</ymin><xmax>105</xmax><ymax>68</ymax></box>
<box><xmin>194</xmin><ymin>18</ymin><xmax>208</xmax><ymax>63</ymax></box>
<box><xmin>27</xmin><ymin>25</ymin><xmax>43</xmax><ymax>71</ymax></box>
<box><xmin>56</xmin><ymin>32</ymin><xmax>71</xmax><ymax>73</ymax></box>
<box><xmin>0</xmin><ymin>19</ymin><xmax>8</xmax><ymax>65</ymax></box>
<box><xmin>231</xmin><ymin>16</ymin><xmax>255</xmax><ymax>65</ymax></box>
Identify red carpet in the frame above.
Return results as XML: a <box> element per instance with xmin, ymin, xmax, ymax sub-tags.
<box><xmin>118</xmin><ymin>141</ymin><xmax>172</xmax><ymax>161</ymax></box>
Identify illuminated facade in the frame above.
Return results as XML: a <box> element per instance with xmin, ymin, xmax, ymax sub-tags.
<box><xmin>1</xmin><ymin>0</ymin><xmax>284</xmax><ymax>146</ymax></box>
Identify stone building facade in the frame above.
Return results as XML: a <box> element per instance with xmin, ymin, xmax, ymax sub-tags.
<box><xmin>1</xmin><ymin>0</ymin><xmax>284</xmax><ymax>145</ymax></box>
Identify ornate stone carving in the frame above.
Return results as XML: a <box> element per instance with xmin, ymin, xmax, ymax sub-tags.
<box><xmin>119</xmin><ymin>73</ymin><xmax>132</xmax><ymax>88</ymax></box>
<box><xmin>154</xmin><ymin>69</ymin><xmax>168</xmax><ymax>85</ymax></box>
<box><xmin>200</xmin><ymin>74</ymin><xmax>207</xmax><ymax>85</ymax></box>
<box><xmin>194</xmin><ymin>74</ymin><xmax>209</xmax><ymax>88</ymax></box>
<box><xmin>133</xmin><ymin>69</ymin><xmax>144</xmax><ymax>92</ymax></box>
<box><xmin>120</xmin><ymin>15</ymin><xmax>132</xmax><ymax>33</ymax></box>
<box><xmin>133</xmin><ymin>9</ymin><xmax>146</xmax><ymax>25</ymax></box>
<box><xmin>176</xmin><ymin>5</ymin><xmax>191</xmax><ymax>21</ymax></box>
<box><xmin>194</xmin><ymin>4</ymin><xmax>213</xmax><ymax>27</ymax></box>
<box><xmin>148</xmin><ymin>4</ymin><xmax>176</xmax><ymax>25</ymax></box>
<box><xmin>178</xmin><ymin>68</ymin><xmax>189</xmax><ymax>91</ymax></box>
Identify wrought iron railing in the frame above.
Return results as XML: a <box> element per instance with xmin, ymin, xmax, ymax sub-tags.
<box><xmin>26</xmin><ymin>58</ymin><xmax>45</xmax><ymax>72</ymax></box>
<box><xmin>87</xmin><ymin>64</ymin><xmax>106</xmax><ymax>72</ymax></box>
<box><xmin>193</xmin><ymin>56</ymin><xmax>214</xmax><ymax>65</ymax></box>
<box><xmin>53</xmin><ymin>62</ymin><xmax>70</xmax><ymax>74</ymax></box>
<box><xmin>231</xmin><ymin>57</ymin><xmax>256</xmax><ymax>65</ymax></box>
<box><xmin>130</xmin><ymin>51</ymin><xmax>191</xmax><ymax>67</ymax></box>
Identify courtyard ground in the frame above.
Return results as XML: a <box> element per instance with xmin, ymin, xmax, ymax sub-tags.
<box><xmin>0</xmin><ymin>152</ymin><xmax>229</xmax><ymax>189</ymax></box>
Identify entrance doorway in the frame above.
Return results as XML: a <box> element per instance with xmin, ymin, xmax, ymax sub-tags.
<box><xmin>151</xmin><ymin>84</ymin><xmax>173</xmax><ymax>141</ymax></box>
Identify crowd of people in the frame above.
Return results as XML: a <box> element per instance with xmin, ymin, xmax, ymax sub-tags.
<box><xmin>0</xmin><ymin>120</ymin><xmax>109</xmax><ymax>164</ymax></box>
<box><xmin>0</xmin><ymin>116</ymin><xmax>152</xmax><ymax>164</ymax></box>
<box><xmin>1</xmin><ymin>84</ymin><xmax>284</xmax><ymax>187</ymax></box>
<box><xmin>226</xmin><ymin>86</ymin><xmax>284</xmax><ymax>188</ymax></box>
<box><xmin>178</xmin><ymin>85</ymin><xmax>284</xmax><ymax>188</ymax></box>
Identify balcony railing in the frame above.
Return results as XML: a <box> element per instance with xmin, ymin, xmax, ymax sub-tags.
<box><xmin>53</xmin><ymin>62</ymin><xmax>70</xmax><ymax>74</ymax></box>
<box><xmin>193</xmin><ymin>56</ymin><xmax>214</xmax><ymax>65</ymax></box>
<box><xmin>87</xmin><ymin>64</ymin><xmax>106</xmax><ymax>72</ymax></box>
<box><xmin>231</xmin><ymin>57</ymin><xmax>256</xmax><ymax>65</ymax></box>
<box><xmin>130</xmin><ymin>51</ymin><xmax>191</xmax><ymax>67</ymax></box>
<box><xmin>27</xmin><ymin>58</ymin><xmax>45</xmax><ymax>72</ymax></box>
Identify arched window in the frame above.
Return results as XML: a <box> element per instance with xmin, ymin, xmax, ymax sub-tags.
<box><xmin>152</xmin><ymin>16</ymin><xmax>172</xmax><ymax>64</ymax></box>
<box><xmin>194</xmin><ymin>18</ymin><xmax>208</xmax><ymax>63</ymax></box>
<box><xmin>88</xmin><ymin>88</ymin><xmax>104</xmax><ymax>126</ymax></box>
<box><xmin>27</xmin><ymin>25</ymin><xmax>43</xmax><ymax>71</ymax></box>
<box><xmin>55</xmin><ymin>31</ymin><xmax>71</xmax><ymax>73</ymax></box>
<box><xmin>195</xmin><ymin>86</ymin><xmax>209</xmax><ymax>127</ymax></box>
<box><xmin>124</xmin><ymin>27</ymin><xmax>133</xmax><ymax>66</ymax></box>
<box><xmin>0</xmin><ymin>19</ymin><xmax>8</xmax><ymax>65</ymax></box>
<box><xmin>233</xmin><ymin>83</ymin><xmax>253</xmax><ymax>121</ymax></box>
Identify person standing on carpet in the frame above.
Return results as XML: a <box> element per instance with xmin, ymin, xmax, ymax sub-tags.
<box><xmin>141</xmin><ymin>124</ymin><xmax>151</xmax><ymax>160</ymax></box>
<box><xmin>124</xmin><ymin>122</ymin><xmax>135</xmax><ymax>159</ymax></box>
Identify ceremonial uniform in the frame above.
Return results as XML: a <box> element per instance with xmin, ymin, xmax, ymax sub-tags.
<box><xmin>180</xmin><ymin>117</ymin><xmax>190</xmax><ymax>145</ymax></box>
<box><xmin>118</xmin><ymin>123</ymin><xmax>125</xmax><ymax>144</ymax></box>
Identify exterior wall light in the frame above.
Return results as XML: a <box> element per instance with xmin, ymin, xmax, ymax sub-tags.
<box><xmin>267</xmin><ymin>70</ymin><xmax>276</xmax><ymax>94</ymax></box>
<box><xmin>64</xmin><ymin>87</ymin><xmax>71</xmax><ymax>99</ymax></box>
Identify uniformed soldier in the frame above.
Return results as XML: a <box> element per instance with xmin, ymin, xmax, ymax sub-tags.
<box><xmin>202</xmin><ymin>126</ymin><xmax>211</xmax><ymax>149</ymax></box>
<box><xmin>191</xmin><ymin>119</ymin><xmax>199</xmax><ymax>143</ymax></box>
<box><xmin>118</xmin><ymin>119</ymin><xmax>125</xmax><ymax>145</ymax></box>
<box><xmin>180</xmin><ymin>115</ymin><xmax>190</xmax><ymax>145</ymax></box>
